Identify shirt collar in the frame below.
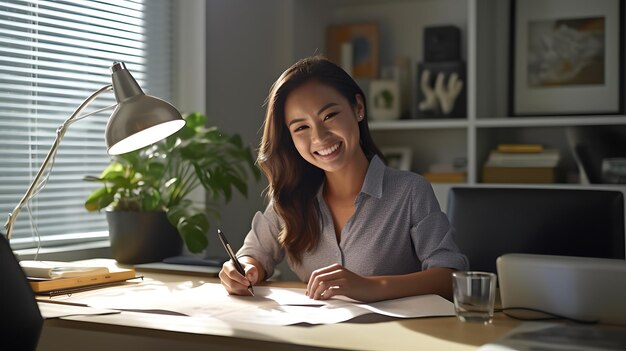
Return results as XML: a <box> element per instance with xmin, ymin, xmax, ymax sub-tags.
<box><xmin>315</xmin><ymin>155</ymin><xmax>386</xmax><ymax>202</ymax></box>
<box><xmin>361</xmin><ymin>155</ymin><xmax>385</xmax><ymax>199</ymax></box>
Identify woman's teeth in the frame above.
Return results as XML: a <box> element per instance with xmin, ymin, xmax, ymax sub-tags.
<box><xmin>317</xmin><ymin>143</ymin><xmax>340</xmax><ymax>156</ymax></box>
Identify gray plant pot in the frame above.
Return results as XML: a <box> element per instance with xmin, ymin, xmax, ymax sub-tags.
<box><xmin>106</xmin><ymin>211</ymin><xmax>183</xmax><ymax>264</ymax></box>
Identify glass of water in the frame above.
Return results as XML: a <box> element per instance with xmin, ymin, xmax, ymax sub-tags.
<box><xmin>452</xmin><ymin>271</ymin><xmax>497</xmax><ymax>324</ymax></box>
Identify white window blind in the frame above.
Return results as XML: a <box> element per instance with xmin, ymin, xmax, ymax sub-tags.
<box><xmin>0</xmin><ymin>0</ymin><xmax>173</xmax><ymax>248</ymax></box>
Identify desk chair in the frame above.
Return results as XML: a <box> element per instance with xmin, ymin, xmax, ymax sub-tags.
<box><xmin>0</xmin><ymin>233</ymin><xmax>43</xmax><ymax>350</ymax></box>
<box><xmin>447</xmin><ymin>187</ymin><xmax>625</xmax><ymax>274</ymax></box>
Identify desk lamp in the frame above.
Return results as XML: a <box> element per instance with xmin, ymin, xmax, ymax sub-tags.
<box><xmin>3</xmin><ymin>62</ymin><xmax>185</xmax><ymax>240</ymax></box>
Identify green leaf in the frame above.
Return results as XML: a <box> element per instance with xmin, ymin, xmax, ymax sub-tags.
<box><xmin>118</xmin><ymin>150</ymin><xmax>141</xmax><ymax>169</ymax></box>
<box><xmin>180</xmin><ymin>143</ymin><xmax>205</xmax><ymax>160</ymax></box>
<box><xmin>145</xmin><ymin>162</ymin><xmax>166</xmax><ymax>180</ymax></box>
<box><xmin>230</xmin><ymin>176</ymin><xmax>248</xmax><ymax>197</ymax></box>
<box><xmin>166</xmin><ymin>203</ymin><xmax>187</xmax><ymax>227</ymax></box>
<box><xmin>192</xmin><ymin>164</ymin><xmax>210</xmax><ymax>189</ymax></box>
<box><xmin>212</xmin><ymin>170</ymin><xmax>232</xmax><ymax>201</ymax></box>
<box><xmin>82</xmin><ymin>175</ymin><xmax>103</xmax><ymax>182</ymax></box>
<box><xmin>99</xmin><ymin>162</ymin><xmax>124</xmax><ymax>178</ymax></box>
<box><xmin>177</xmin><ymin>124</ymin><xmax>195</xmax><ymax>140</ymax></box>
<box><xmin>228</xmin><ymin>134</ymin><xmax>243</xmax><ymax>148</ymax></box>
<box><xmin>203</xmin><ymin>128</ymin><xmax>224</xmax><ymax>143</ymax></box>
<box><xmin>84</xmin><ymin>187</ymin><xmax>114</xmax><ymax>211</ymax></box>
<box><xmin>178</xmin><ymin>219</ymin><xmax>209</xmax><ymax>253</ymax></box>
<box><xmin>185</xmin><ymin>112</ymin><xmax>207</xmax><ymax>129</ymax></box>
<box><xmin>141</xmin><ymin>189</ymin><xmax>162</xmax><ymax>211</ymax></box>
<box><xmin>166</xmin><ymin>200</ymin><xmax>193</xmax><ymax>226</ymax></box>
<box><xmin>188</xmin><ymin>213</ymin><xmax>210</xmax><ymax>233</ymax></box>
<box><xmin>102</xmin><ymin>174</ymin><xmax>132</xmax><ymax>188</ymax></box>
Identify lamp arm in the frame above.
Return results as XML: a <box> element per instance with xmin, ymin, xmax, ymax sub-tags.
<box><xmin>4</xmin><ymin>84</ymin><xmax>113</xmax><ymax>240</ymax></box>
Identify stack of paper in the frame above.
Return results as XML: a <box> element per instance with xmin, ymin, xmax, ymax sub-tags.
<box><xmin>20</xmin><ymin>260</ymin><xmax>110</xmax><ymax>279</ymax></box>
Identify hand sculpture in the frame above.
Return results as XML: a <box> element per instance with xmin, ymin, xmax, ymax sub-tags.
<box><xmin>418</xmin><ymin>69</ymin><xmax>464</xmax><ymax>115</ymax></box>
<box><xmin>418</xmin><ymin>69</ymin><xmax>438</xmax><ymax>111</ymax></box>
<box><xmin>435</xmin><ymin>72</ymin><xmax>463</xmax><ymax>114</ymax></box>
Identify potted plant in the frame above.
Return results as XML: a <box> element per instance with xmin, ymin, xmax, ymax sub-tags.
<box><xmin>83</xmin><ymin>112</ymin><xmax>260</xmax><ymax>263</ymax></box>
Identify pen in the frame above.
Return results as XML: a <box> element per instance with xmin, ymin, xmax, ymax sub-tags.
<box><xmin>217</xmin><ymin>229</ymin><xmax>255</xmax><ymax>296</ymax></box>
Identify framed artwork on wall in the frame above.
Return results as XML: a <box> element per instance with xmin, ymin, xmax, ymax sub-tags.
<box><xmin>509</xmin><ymin>0</ymin><xmax>623</xmax><ymax>116</ymax></box>
<box><xmin>326</xmin><ymin>23</ymin><xmax>379</xmax><ymax>79</ymax></box>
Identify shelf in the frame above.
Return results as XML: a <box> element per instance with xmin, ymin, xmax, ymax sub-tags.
<box><xmin>370</xmin><ymin>116</ymin><xmax>626</xmax><ymax>130</ymax></box>
<box><xmin>289</xmin><ymin>0</ymin><xmax>626</xmax><ymax>206</ymax></box>
<box><xmin>471</xmin><ymin>183</ymin><xmax>626</xmax><ymax>191</ymax></box>
<box><xmin>475</xmin><ymin>116</ymin><xmax>626</xmax><ymax>128</ymax></box>
<box><xmin>369</xmin><ymin>119</ymin><xmax>468</xmax><ymax>130</ymax></box>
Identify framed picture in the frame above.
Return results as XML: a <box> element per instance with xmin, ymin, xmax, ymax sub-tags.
<box><xmin>326</xmin><ymin>23</ymin><xmax>379</xmax><ymax>78</ymax></box>
<box><xmin>369</xmin><ymin>80</ymin><xmax>400</xmax><ymax>121</ymax></box>
<box><xmin>509</xmin><ymin>0</ymin><xmax>623</xmax><ymax>116</ymax></box>
<box><xmin>381</xmin><ymin>147</ymin><xmax>412</xmax><ymax>171</ymax></box>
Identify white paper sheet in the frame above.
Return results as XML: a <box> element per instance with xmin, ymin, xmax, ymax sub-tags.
<box><xmin>357</xmin><ymin>294</ymin><xmax>457</xmax><ymax>318</ymax></box>
<box><xmin>38</xmin><ymin>301</ymin><xmax>119</xmax><ymax>319</ymax></box>
<box><xmin>53</xmin><ymin>281</ymin><xmax>454</xmax><ymax>325</ymax></box>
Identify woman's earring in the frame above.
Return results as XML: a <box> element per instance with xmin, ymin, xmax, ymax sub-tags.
<box><xmin>358</xmin><ymin>115</ymin><xmax>364</xmax><ymax>121</ymax></box>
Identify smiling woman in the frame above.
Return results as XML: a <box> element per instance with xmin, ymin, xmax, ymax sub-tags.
<box><xmin>218</xmin><ymin>56</ymin><xmax>469</xmax><ymax>303</ymax></box>
<box><xmin>284</xmin><ymin>80</ymin><xmax>366</xmax><ymax>174</ymax></box>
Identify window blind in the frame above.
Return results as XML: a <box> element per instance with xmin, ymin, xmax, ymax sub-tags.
<box><xmin>0</xmin><ymin>0</ymin><xmax>173</xmax><ymax>248</ymax></box>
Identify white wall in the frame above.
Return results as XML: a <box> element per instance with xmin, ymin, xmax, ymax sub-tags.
<box><xmin>204</xmin><ymin>0</ymin><xmax>298</xmax><ymax>279</ymax></box>
<box><xmin>173</xmin><ymin>0</ymin><xmax>207</xmax><ymax>115</ymax></box>
<box><xmin>173</xmin><ymin>0</ymin><xmax>207</xmax><ymax>208</ymax></box>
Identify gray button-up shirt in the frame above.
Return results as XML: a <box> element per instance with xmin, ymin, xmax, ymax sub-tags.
<box><xmin>238</xmin><ymin>156</ymin><xmax>469</xmax><ymax>282</ymax></box>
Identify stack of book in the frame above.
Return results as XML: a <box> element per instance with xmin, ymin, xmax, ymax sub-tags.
<box><xmin>482</xmin><ymin>144</ymin><xmax>560</xmax><ymax>183</ymax></box>
<box><xmin>423</xmin><ymin>157</ymin><xmax>467</xmax><ymax>183</ymax></box>
<box><xmin>20</xmin><ymin>260</ymin><xmax>137</xmax><ymax>296</ymax></box>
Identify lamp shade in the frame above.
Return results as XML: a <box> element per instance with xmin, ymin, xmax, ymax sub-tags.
<box><xmin>105</xmin><ymin>62</ymin><xmax>185</xmax><ymax>155</ymax></box>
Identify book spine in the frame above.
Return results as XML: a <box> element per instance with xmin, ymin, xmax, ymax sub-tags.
<box><xmin>485</xmin><ymin>159</ymin><xmax>559</xmax><ymax>168</ymax></box>
<box><xmin>29</xmin><ymin>270</ymin><xmax>136</xmax><ymax>293</ymax></box>
<box><xmin>424</xmin><ymin>172</ymin><xmax>466</xmax><ymax>183</ymax></box>
<box><xmin>497</xmin><ymin>144</ymin><xmax>544</xmax><ymax>153</ymax></box>
<box><xmin>482</xmin><ymin>166</ymin><xmax>557</xmax><ymax>183</ymax></box>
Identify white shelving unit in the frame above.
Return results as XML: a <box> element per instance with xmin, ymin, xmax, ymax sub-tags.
<box><xmin>290</xmin><ymin>0</ymin><xmax>626</xmax><ymax>208</ymax></box>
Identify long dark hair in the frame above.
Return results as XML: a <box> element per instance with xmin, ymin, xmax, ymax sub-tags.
<box><xmin>257</xmin><ymin>56</ymin><xmax>383</xmax><ymax>264</ymax></box>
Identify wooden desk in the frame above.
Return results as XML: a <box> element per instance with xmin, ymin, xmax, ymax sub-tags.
<box><xmin>37</xmin><ymin>270</ymin><xmax>522</xmax><ymax>351</ymax></box>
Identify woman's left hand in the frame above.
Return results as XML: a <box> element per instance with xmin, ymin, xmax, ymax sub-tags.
<box><xmin>306</xmin><ymin>263</ymin><xmax>380</xmax><ymax>302</ymax></box>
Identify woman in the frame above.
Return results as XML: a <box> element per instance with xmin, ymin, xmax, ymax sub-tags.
<box><xmin>219</xmin><ymin>56</ymin><xmax>468</xmax><ymax>302</ymax></box>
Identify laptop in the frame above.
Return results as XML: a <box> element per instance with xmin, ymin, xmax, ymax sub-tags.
<box><xmin>496</xmin><ymin>253</ymin><xmax>626</xmax><ymax>325</ymax></box>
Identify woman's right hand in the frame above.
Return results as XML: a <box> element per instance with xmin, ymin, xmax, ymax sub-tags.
<box><xmin>219</xmin><ymin>259</ymin><xmax>260</xmax><ymax>296</ymax></box>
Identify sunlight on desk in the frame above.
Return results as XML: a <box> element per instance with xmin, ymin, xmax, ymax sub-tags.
<box><xmin>36</xmin><ymin>260</ymin><xmax>625</xmax><ymax>351</ymax></box>
<box><xmin>41</xmin><ymin>274</ymin><xmax>454</xmax><ymax>326</ymax></box>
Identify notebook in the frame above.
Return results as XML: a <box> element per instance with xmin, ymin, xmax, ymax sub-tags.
<box><xmin>496</xmin><ymin>253</ymin><xmax>626</xmax><ymax>325</ymax></box>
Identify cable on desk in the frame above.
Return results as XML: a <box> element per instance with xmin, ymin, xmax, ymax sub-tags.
<box><xmin>501</xmin><ymin>307</ymin><xmax>599</xmax><ymax>324</ymax></box>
